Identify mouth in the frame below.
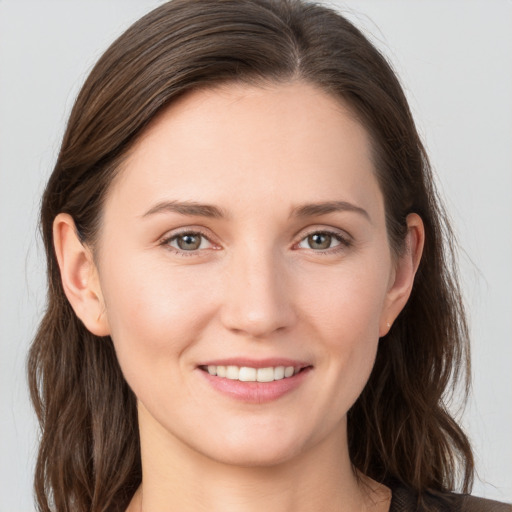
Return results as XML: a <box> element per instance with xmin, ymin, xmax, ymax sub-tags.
<box><xmin>196</xmin><ymin>360</ymin><xmax>313</xmax><ymax>403</ymax></box>
<box><xmin>198</xmin><ymin>364</ymin><xmax>309</xmax><ymax>382</ymax></box>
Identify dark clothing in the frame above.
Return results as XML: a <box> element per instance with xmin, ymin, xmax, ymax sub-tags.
<box><xmin>389</xmin><ymin>485</ymin><xmax>511</xmax><ymax>512</ymax></box>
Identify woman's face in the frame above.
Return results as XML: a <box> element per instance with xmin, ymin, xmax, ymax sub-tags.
<box><xmin>88</xmin><ymin>81</ymin><xmax>416</xmax><ymax>466</ymax></box>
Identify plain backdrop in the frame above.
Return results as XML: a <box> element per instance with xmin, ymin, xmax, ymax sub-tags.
<box><xmin>1</xmin><ymin>1</ymin><xmax>511</xmax><ymax>510</ymax></box>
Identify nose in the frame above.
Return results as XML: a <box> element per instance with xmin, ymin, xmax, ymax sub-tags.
<box><xmin>219</xmin><ymin>245</ymin><xmax>297</xmax><ymax>339</ymax></box>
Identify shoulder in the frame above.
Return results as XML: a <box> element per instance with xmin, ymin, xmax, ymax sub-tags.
<box><xmin>456</xmin><ymin>494</ymin><xmax>512</xmax><ymax>512</ymax></box>
<box><xmin>389</xmin><ymin>484</ymin><xmax>512</xmax><ymax>512</ymax></box>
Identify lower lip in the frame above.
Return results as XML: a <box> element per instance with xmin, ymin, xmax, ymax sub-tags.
<box><xmin>198</xmin><ymin>367</ymin><xmax>312</xmax><ymax>403</ymax></box>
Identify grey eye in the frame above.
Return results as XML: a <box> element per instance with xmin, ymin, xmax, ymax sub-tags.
<box><xmin>306</xmin><ymin>233</ymin><xmax>337</xmax><ymax>250</ymax></box>
<box><xmin>170</xmin><ymin>233</ymin><xmax>206</xmax><ymax>251</ymax></box>
<box><xmin>296</xmin><ymin>230</ymin><xmax>349</xmax><ymax>252</ymax></box>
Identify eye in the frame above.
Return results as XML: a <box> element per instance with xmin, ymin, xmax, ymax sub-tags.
<box><xmin>162</xmin><ymin>230</ymin><xmax>215</xmax><ymax>255</ymax></box>
<box><xmin>296</xmin><ymin>230</ymin><xmax>351</xmax><ymax>253</ymax></box>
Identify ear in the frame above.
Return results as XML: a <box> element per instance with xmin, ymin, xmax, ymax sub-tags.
<box><xmin>379</xmin><ymin>213</ymin><xmax>425</xmax><ymax>337</ymax></box>
<box><xmin>53</xmin><ymin>213</ymin><xmax>110</xmax><ymax>336</ymax></box>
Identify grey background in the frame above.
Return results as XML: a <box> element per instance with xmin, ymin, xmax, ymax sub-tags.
<box><xmin>1</xmin><ymin>1</ymin><xmax>511</xmax><ymax>510</ymax></box>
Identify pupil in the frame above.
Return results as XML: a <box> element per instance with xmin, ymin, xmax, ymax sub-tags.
<box><xmin>309</xmin><ymin>233</ymin><xmax>331</xmax><ymax>250</ymax></box>
<box><xmin>178</xmin><ymin>234</ymin><xmax>200</xmax><ymax>250</ymax></box>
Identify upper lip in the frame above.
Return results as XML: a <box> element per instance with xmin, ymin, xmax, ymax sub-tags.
<box><xmin>198</xmin><ymin>357</ymin><xmax>312</xmax><ymax>369</ymax></box>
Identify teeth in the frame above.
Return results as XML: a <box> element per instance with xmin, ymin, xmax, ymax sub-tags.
<box><xmin>204</xmin><ymin>365</ymin><xmax>300</xmax><ymax>382</ymax></box>
<box><xmin>257</xmin><ymin>367</ymin><xmax>274</xmax><ymax>382</ymax></box>
<box><xmin>226</xmin><ymin>365</ymin><xmax>239</xmax><ymax>380</ymax></box>
<box><xmin>284</xmin><ymin>366</ymin><xmax>294</xmax><ymax>378</ymax></box>
<box><xmin>239</xmin><ymin>367</ymin><xmax>256</xmax><ymax>381</ymax></box>
<box><xmin>274</xmin><ymin>366</ymin><xmax>285</xmax><ymax>380</ymax></box>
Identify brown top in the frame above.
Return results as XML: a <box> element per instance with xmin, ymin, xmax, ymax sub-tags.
<box><xmin>389</xmin><ymin>485</ymin><xmax>512</xmax><ymax>512</ymax></box>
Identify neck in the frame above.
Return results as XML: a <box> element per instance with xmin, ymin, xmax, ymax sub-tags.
<box><xmin>128</xmin><ymin>410</ymin><xmax>390</xmax><ymax>512</ymax></box>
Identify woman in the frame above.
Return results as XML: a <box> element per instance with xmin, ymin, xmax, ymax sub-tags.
<box><xmin>28</xmin><ymin>0</ymin><xmax>510</xmax><ymax>511</ymax></box>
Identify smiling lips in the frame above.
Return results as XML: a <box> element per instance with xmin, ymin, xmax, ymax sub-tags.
<box><xmin>198</xmin><ymin>360</ymin><xmax>312</xmax><ymax>402</ymax></box>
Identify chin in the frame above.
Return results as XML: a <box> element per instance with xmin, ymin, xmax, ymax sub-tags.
<box><xmin>206</xmin><ymin>442</ymin><xmax>303</xmax><ymax>468</ymax></box>
<box><xmin>194</xmin><ymin>424</ymin><xmax>309</xmax><ymax>468</ymax></box>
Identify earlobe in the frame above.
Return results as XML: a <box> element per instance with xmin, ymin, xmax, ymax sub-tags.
<box><xmin>379</xmin><ymin>213</ymin><xmax>425</xmax><ymax>337</ymax></box>
<box><xmin>53</xmin><ymin>213</ymin><xmax>110</xmax><ymax>336</ymax></box>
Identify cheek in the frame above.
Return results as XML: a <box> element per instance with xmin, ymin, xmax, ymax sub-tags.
<box><xmin>301</xmin><ymin>260</ymin><xmax>389</xmax><ymax>341</ymax></box>
<box><xmin>99</xmin><ymin>256</ymin><xmax>217</xmax><ymax>380</ymax></box>
<box><xmin>298</xmin><ymin>258</ymin><xmax>390</xmax><ymax>394</ymax></box>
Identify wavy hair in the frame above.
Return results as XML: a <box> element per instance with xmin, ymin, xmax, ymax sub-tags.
<box><xmin>28</xmin><ymin>1</ymin><xmax>473</xmax><ymax>510</ymax></box>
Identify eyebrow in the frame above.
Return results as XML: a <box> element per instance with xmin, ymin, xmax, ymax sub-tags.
<box><xmin>142</xmin><ymin>200</ymin><xmax>229</xmax><ymax>219</ymax></box>
<box><xmin>142</xmin><ymin>199</ymin><xmax>370</xmax><ymax>221</ymax></box>
<box><xmin>289</xmin><ymin>200</ymin><xmax>370</xmax><ymax>221</ymax></box>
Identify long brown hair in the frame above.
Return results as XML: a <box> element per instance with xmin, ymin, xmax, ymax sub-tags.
<box><xmin>28</xmin><ymin>1</ymin><xmax>473</xmax><ymax>510</ymax></box>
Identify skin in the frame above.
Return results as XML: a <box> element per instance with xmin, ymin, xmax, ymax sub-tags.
<box><xmin>54</xmin><ymin>81</ymin><xmax>424</xmax><ymax>512</ymax></box>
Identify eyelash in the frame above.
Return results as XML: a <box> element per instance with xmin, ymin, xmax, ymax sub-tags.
<box><xmin>160</xmin><ymin>229</ymin><xmax>352</xmax><ymax>257</ymax></box>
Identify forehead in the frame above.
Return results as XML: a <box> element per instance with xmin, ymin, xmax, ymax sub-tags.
<box><xmin>106</xmin><ymin>81</ymin><xmax>383</xmax><ymax>222</ymax></box>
